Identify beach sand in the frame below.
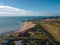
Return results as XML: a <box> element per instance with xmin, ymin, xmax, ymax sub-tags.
<box><xmin>16</xmin><ymin>21</ymin><xmax>36</xmax><ymax>33</ymax></box>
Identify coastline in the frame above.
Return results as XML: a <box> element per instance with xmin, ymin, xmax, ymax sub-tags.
<box><xmin>16</xmin><ymin>21</ymin><xmax>36</xmax><ymax>33</ymax></box>
<box><xmin>0</xmin><ymin>17</ymin><xmax>60</xmax><ymax>45</ymax></box>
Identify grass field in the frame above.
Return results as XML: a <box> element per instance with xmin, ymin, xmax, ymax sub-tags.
<box><xmin>40</xmin><ymin>21</ymin><xmax>60</xmax><ymax>42</ymax></box>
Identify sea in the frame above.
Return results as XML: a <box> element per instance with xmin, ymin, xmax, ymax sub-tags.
<box><xmin>0</xmin><ymin>16</ymin><xmax>56</xmax><ymax>34</ymax></box>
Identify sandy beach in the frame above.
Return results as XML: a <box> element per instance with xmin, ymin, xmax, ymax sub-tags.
<box><xmin>16</xmin><ymin>21</ymin><xmax>36</xmax><ymax>33</ymax></box>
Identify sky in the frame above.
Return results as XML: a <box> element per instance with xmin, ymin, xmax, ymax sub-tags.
<box><xmin>0</xmin><ymin>0</ymin><xmax>60</xmax><ymax>16</ymax></box>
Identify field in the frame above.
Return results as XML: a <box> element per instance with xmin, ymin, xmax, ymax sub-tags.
<box><xmin>40</xmin><ymin>21</ymin><xmax>60</xmax><ymax>42</ymax></box>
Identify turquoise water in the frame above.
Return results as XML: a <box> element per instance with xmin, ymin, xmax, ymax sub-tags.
<box><xmin>0</xmin><ymin>16</ymin><xmax>54</xmax><ymax>34</ymax></box>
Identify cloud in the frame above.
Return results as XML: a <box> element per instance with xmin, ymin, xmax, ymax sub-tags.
<box><xmin>0</xmin><ymin>5</ymin><xmax>60</xmax><ymax>16</ymax></box>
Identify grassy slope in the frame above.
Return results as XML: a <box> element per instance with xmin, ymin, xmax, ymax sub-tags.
<box><xmin>34</xmin><ymin>33</ymin><xmax>46</xmax><ymax>39</ymax></box>
<box><xmin>40</xmin><ymin>21</ymin><xmax>60</xmax><ymax>42</ymax></box>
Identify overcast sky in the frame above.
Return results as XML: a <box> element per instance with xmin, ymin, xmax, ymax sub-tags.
<box><xmin>0</xmin><ymin>0</ymin><xmax>60</xmax><ymax>16</ymax></box>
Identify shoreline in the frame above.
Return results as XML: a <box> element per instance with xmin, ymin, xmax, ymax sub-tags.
<box><xmin>16</xmin><ymin>21</ymin><xmax>36</xmax><ymax>33</ymax></box>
